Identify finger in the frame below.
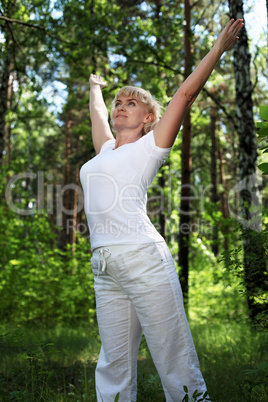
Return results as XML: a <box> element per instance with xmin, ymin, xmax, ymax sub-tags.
<box><xmin>226</xmin><ymin>18</ymin><xmax>236</xmax><ymax>31</ymax></box>
<box><xmin>232</xmin><ymin>19</ymin><xmax>244</xmax><ymax>33</ymax></box>
<box><xmin>228</xmin><ymin>18</ymin><xmax>243</xmax><ymax>31</ymax></box>
<box><xmin>237</xmin><ymin>20</ymin><xmax>244</xmax><ymax>34</ymax></box>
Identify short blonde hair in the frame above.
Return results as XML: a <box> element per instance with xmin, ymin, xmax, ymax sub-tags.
<box><xmin>110</xmin><ymin>86</ymin><xmax>163</xmax><ymax>135</ymax></box>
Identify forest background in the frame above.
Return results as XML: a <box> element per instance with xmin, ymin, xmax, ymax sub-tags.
<box><xmin>0</xmin><ymin>0</ymin><xmax>267</xmax><ymax>401</ymax></box>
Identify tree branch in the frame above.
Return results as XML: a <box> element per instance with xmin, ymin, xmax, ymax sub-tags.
<box><xmin>0</xmin><ymin>15</ymin><xmax>73</xmax><ymax>44</ymax></box>
<box><xmin>5</xmin><ymin>19</ymin><xmax>25</xmax><ymax>56</ymax></box>
<box><xmin>120</xmin><ymin>49</ymin><xmax>184</xmax><ymax>77</ymax></box>
<box><xmin>202</xmin><ymin>87</ymin><xmax>238</xmax><ymax>130</ymax></box>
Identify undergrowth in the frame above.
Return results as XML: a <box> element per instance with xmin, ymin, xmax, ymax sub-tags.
<box><xmin>0</xmin><ymin>321</ymin><xmax>267</xmax><ymax>401</ymax></box>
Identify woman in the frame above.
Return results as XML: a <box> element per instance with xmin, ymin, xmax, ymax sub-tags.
<box><xmin>80</xmin><ymin>19</ymin><xmax>244</xmax><ymax>402</ymax></box>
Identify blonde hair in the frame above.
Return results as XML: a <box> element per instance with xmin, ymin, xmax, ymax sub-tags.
<box><xmin>110</xmin><ymin>86</ymin><xmax>163</xmax><ymax>135</ymax></box>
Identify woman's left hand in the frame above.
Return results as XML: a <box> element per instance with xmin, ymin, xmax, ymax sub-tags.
<box><xmin>214</xmin><ymin>19</ymin><xmax>244</xmax><ymax>53</ymax></box>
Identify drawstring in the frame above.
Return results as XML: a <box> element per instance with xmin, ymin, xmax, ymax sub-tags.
<box><xmin>98</xmin><ymin>248</ymin><xmax>111</xmax><ymax>275</ymax></box>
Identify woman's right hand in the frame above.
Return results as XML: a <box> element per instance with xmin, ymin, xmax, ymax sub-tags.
<box><xmin>213</xmin><ymin>19</ymin><xmax>244</xmax><ymax>54</ymax></box>
<box><xmin>89</xmin><ymin>74</ymin><xmax>107</xmax><ymax>89</ymax></box>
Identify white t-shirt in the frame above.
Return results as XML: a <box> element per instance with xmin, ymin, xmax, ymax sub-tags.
<box><xmin>80</xmin><ymin>130</ymin><xmax>171</xmax><ymax>250</ymax></box>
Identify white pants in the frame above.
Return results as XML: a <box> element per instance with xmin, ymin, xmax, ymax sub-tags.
<box><xmin>91</xmin><ymin>242</ymin><xmax>207</xmax><ymax>402</ymax></box>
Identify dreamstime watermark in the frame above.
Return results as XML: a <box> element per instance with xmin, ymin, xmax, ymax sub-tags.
<box><xmin>5</xmin><ymin>170</ymin><xmax>263</xmax><ymax>235</ymax></box>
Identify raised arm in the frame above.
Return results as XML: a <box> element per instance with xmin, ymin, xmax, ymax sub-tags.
<box><xmin>89</xmin><ymin>74</ymin><xmax>114</xmax><ymax>154</ymax></box>
<box><xmin>154</xmin><ymin>19</ymin><xmax>244</xmax><ymax>148</ymax></box>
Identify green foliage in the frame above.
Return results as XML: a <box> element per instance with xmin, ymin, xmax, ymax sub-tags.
<box><xmin>257</xmin><ymin>105</ymin><xmax>268</xmax><ymax>175</ymax></box>
<box><xmin>191</xmin><ymin>321</ymin><xmax>268</xmax><ymax>402</ymax></box>
<box><xmin>182</xmin><ymin>386</ymin><xmax>210</xmax><ymax>401</ymax></box>
<box><xmin>220</xmin><ymin>219</ymin><xmax>268</xmax><ymax>330</ymax></box>
<box><xmin>244</xmin><ymin>362</ymin><xmax>268</xmax><ymax>397</ymax></box>
<box><xmin>0</xmin><ymin>325</ymin><xmax>98</xmax><ymax>401</ymax></box>
<box><xmin>0</xmin><ymin>203</ymin><xmax>95</xmax><ymax>325</ymax></box>
<box><xmin>189</xmin><ymin>232</ymin><xmax>246</xmax><ymax>324</ymax></box>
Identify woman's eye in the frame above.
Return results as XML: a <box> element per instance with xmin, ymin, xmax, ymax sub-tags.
<box><xmin>129</xmin><ymin>101</ymin><xmax>135</xmax><ymax>106</ymax></box>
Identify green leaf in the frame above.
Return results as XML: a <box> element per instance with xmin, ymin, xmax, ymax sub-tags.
<box><xmin>257</xmin><ymin>127</ymin><xmax>268</xmax><ymax>137</ymax></box>
<box><xmin>9</xmin><ymin>259</ymin><xmax>20</xmax><ymax>265</ymax></box>
<box><xmin>259</xmin><ymin>105</ymin><xmax>268</xmax><ymax>120</ymax></box>
<box><xmin>182</xmin><ymin>394</ymin><xmax>189</xmax><ymax>402</ymax></box>
<box><xmin>256</xmin><ymin>121</ymin><xmax>268</xmax><ymax>129</ymax></box>
<box><xmin>259</xmin><ymin>144</ymin><xmax>268</xmax><ymax>150</ymax></box>
<box><xmin>258</xmin><ymin>162</ymin><xmax>268</xmax><ymax>175</ymax></box>
<box><xmin>114</xmin><ymin>393</ymin><xmax>120</xmax><ymax>402</ymax></box>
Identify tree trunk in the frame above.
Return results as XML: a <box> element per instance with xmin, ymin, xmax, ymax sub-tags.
<box><xmin>71</xmin><ymin>130</ymin><xmax>82</xmax><ymax>253</ymax></box>
<box><xmin>58</xmin><ymin>111</ymin><xmax>72</xmax><ymax>250</ymax></box>
<box><xmin>229</xmin><ymin>0</ymin><xmax>267</xmax><ymax>321</ymax></box>
<box><xmin>158</xmin><ymin>171</ymin><xmax>166</xmax><ymax>239</ymax></box>
<box><xmin>210</xmin><ymin>106</ymin><xmax>219</xmax><ymax>256</ymax></box>
<box><xmin>178</xmin><ymin>0</ymin><xmax>193</xmax><ymax>306</ymax></box>
<box><xmin>218</xmin><ymin>147</ymin><xmax>229</xmax><ymax>250</ymax></box>
<box><xmin>71</xmin><ymin>164</ymin><xmax>80</xmax><ymax>255</ymax></box>
<box><xmin>0</xmin><ymin>40</ymin><xmax>12</xmax><ymax>166</ymax></box>
<box><xmin>3</xmin><ymin>72</ymin><xmax>13</xmax><ymax>167</ymax></box>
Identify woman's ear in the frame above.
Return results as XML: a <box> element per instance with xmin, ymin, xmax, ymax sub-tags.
<box><xmin>144</xmin><ymin>113</ymin><xmax>154</xmax><ymax>123</ymax></box>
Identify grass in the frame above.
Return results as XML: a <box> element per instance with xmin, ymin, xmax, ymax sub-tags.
<box><xmin>0</xmin><ymin>320</ymin><xmax>267</xmax><ymax>401</ymax></box>
<box><xmin>191</xmin><ymin>321</ymin><xmax>268</xmax><ymax>401</ymax></box>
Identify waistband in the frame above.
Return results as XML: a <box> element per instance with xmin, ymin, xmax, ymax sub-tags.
<box><xmin>91</xmin><ymin>242</ymin><xmax>166</xmax><ymax>275</ymax></box>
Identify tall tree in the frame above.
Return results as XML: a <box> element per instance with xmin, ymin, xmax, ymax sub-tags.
<box><xmin>218</xmin><ymin>145</ymin><xmax>229</xmax><ymax>251</ymax></box>
<box><xmin>229</xmin><ymin>0</ymin><xmax>267</xmax><ymax>321</ymax></box>
<box><xmin>178</xmin><ymin>0</ymin><xmax>193</xmax><ymax>305</ymax></box>
<box><xmin>0</xmin><ymin>0</ymin><xmax>63</xmax><ymax>166</ymax></box>
<box><xmin>210</xmin><ymin>105</ymin><xmax>219</xmax><ymax>256</ymax></box>
<box><xmin>0</xmin><ymin>1</ymin><xmax>13</xmax><ymax>166</ymax></box>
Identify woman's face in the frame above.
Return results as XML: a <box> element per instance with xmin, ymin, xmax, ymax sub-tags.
<box><xmin>112</xmin><ymin>96</ymin><xmax>152</xmax><ymax>132</ymax></box>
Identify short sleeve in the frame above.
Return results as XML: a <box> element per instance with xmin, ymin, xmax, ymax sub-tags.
<box><xmin>139</xmin><ymin>131</ymin><xmax>172</xmax><ymax>190</ymax></box>
<box><xmin>141</xmin><ymin>130</ymin><xmax>172</xmax><ymax>162</ymax></box>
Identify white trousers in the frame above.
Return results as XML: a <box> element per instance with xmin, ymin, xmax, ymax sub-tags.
<box><xmin>91</xmin><ymin>242</ymin><xmax>207</xmax><ymax>402</ymax></box>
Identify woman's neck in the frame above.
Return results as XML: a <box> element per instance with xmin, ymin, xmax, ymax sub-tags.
<box><xmin>114</xmin><ymin>128</ymin><xmax>143</xmax><ymax>149</ymax></box>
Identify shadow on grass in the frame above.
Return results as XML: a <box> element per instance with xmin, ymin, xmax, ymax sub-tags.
<box><xmin>0</xmin><ymin>322</ymin><xmax>267</xmax><ymax>401</ymax></box>
<box><xmin>0</xmin><ymin>325</ymin><xmax>97</xmax><ymax>401</ymax></box>
<box><xmin>0</xmin><ymin>325</ymin><xmax>166</xmax><ymax>401</ymax></box>
<box><xmin>0</xmin><ymin>359</ymin><xmax>96</xmax><ymax>401</ymax></box>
